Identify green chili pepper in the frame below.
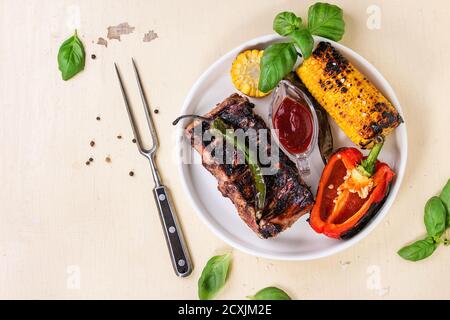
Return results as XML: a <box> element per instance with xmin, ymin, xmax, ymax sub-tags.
<box><xmin>211</xmin><ymin>118</ymin><xmax>266</xmax><ymax>211</ymax></box>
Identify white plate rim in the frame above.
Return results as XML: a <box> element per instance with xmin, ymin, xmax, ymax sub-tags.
<box><xmin>176</xmin><ymin>34</ymin><xmax>408</xmax><ymax>261</ymax></box>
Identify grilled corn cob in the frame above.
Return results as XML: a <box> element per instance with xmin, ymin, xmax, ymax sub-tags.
<box><xmin>231</xmin><ymin>50</ymin><xmax>270</xmax><ymax>98</ymax></box>
<box><xmin>297</xmin><ymin>42</ymin><xmax>403</xmax><ymax>149</ymax></box>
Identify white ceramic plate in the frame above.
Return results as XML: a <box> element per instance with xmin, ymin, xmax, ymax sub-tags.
<box><xmin>176</xmin><ymin>35</ymin><xmax>407</xmax><ymax>260</ymax></box>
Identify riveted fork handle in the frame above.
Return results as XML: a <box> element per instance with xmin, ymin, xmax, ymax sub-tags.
<box><xmin>153</xmin><ymin>186</ymin><xmax>192</xmax><ymax>277</ymax></box>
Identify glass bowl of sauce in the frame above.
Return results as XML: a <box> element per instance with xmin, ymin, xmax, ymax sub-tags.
<box><xmin>269</xmin><ymin>80</ymin><xmax>319</xmax><ymax>176</ymax></box>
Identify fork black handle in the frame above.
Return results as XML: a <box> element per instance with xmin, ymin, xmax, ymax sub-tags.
<box><xmin>153</xmin><ymin>186</ymin><xmax>192</xmax><ymax>277</ymax></box>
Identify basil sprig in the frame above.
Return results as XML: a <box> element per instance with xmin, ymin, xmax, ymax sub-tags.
<box><xmin>273</xmin><ymin>12</ymin><xmax>302</xmax><ymax>36</ymax></box>
<box><xmin>289</xmin><ymin>28</ymin><xmax>314</xmax><ymax>62</ymax></box>
<box><xmin>259</xmin><ymin>2</ymin><xmax>345</xmax><ymax>93</ymax></box>
<box><xmin>198</xmin><ymin>253</ymin><xmax>231</xmax><ymax>300</ymax></box>
<box><xmin>247</xmin><ymin>287</ymin><xmax>292</xmax><ymax>300</ymax></box>
<box><xmin>398</xmin><ymin>179</ymin><xmax>450</xmax><ymax>261</ymax></box>
<box><xmin>197</xmin><ymin>252</ymin><xmax>295</xmax><ymax>300</ymax></box>
<box><xmin>210</xmin><ymin>118</ymin><xmax>266</xmax><ymax>210</ymax></box>
<box><xmin>58</xmin><ymin>30</ymin><xmax>86</xmax><ymax>81</ymax></box>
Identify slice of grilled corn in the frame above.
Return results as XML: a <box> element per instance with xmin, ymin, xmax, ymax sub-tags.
<box><xmin>297</xmin><ymin>42</ymin><xmax>403</xmax><ymax>149</ymax></box>
<box><xmin>231</xmin><ymin>50</ymin><xmax>269</xmax><ymax>98</ymax></box>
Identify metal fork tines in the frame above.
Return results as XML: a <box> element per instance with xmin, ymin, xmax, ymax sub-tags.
<box><xmin>114</xmin><ymin>59</ymin><xmax>192</xmax><ymax>277</ymax></box>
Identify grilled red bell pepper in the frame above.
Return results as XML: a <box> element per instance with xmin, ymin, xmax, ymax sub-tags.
<box><xmin>310</xmin><ymin>143</ymin><xmax>395</xmax><ymax>239</ymax></box>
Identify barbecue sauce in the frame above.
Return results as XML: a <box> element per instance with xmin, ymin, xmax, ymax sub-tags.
<box><xmin>273</xmin><ymin>97</ymin><xmax>313</xmax><ymax>155</ymax></box>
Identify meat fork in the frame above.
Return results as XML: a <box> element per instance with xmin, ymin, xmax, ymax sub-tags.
<box><xmin>114</xmin><ymin>59</ymin><xmax>192</xmax><ymax>277</ymax></box>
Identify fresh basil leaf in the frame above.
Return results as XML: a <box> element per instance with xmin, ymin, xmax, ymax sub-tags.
<box><xmin>424</xmin><ymin>196</ymin><xmax>447</xmax><ymax>237</ymax></box>
<box><xmin>211</xmin><ymin>119</ymin><xmax>266</xmax><ymax>209</ymax></box>
<box><xmin>198</xmin><ymin>253</ymin><xmax>231</xmax><ymax>300</ymax></box>
<box><xmin>307</xmin><ymin>2</ymin><xmax>345</xmax><ymax>42</ymax></box>
<box><xmin>58</xmin><ymin>30</ymin><xmax>85</xmax><ymax>81</ymax></box>
<box><xmin>258</xmin><ymin>43</ymin><xmax>298</xmax><ymax>93</ymax></box>
<box><xmin>289</xmin><ymin>28</ymin><xmax>314</xmax><ymax>59</ymax></box>
<box><xmin>247</xmin><ymin>287</ymin><xmax>292</xmax><ymax>300</ymax></box>
<box><xmin>273</xmin><ymin>12</ymin><xmax>302</xmax><ymax>36</ymax></box>
<box><xmin>439</xmin><ymin>179</ymin><xmax>450</xmax><ymax>227</ymax></box>
<box><xmin>398</xmin><ymin>237</ymin><xmax>436</xmax><ymax>261</ymax></box>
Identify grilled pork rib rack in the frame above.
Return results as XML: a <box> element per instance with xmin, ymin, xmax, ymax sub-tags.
<box><xmin>185</xmin><ymin>94</ymin><xmax>314</xmax><ymax>238</ymax></box>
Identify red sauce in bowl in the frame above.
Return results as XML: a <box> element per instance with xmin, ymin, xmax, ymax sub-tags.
<box><xmin>273</xmin><ymin>97</ymin><xmax>313</xmax><ymax>155</ymax></box>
